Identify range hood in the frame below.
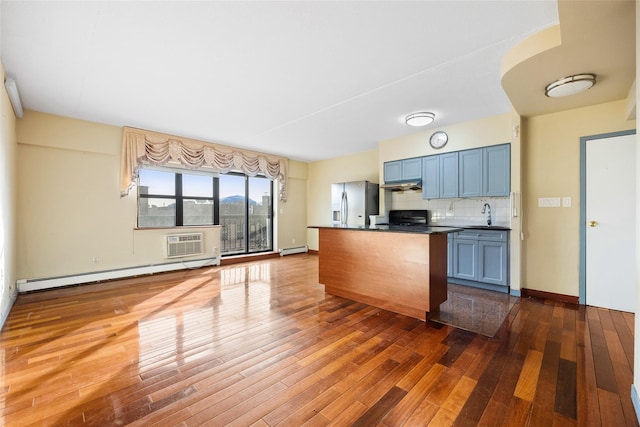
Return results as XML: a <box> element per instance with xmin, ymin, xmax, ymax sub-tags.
<box><xmin>380</xmin><ymin>180</ymin><xmax>422</xmax><ymax>191</ymax></box>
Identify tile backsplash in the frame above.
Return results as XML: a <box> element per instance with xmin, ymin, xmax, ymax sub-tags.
<box><xmin>388</xmin><ymin>190</ymin><xmax>511</xmax><ymax>227</ymax></box>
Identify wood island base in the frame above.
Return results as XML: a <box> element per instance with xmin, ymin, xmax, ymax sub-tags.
<box><xmin>318</xmin><ymin>228</ymin><xmax>448</xmax><ymax>321</ymax></box>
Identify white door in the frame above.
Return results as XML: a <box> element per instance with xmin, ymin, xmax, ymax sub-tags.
<box><xmin>585</xmin><ymin>133</ymin><xmax>636</xmax><ymax>312</ymax></box>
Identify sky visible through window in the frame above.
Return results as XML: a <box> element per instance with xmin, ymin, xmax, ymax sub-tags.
<box><xmin>139</xmin><ymin>169</ymin><xmax>268</xmax><ymax>203</ymax></box>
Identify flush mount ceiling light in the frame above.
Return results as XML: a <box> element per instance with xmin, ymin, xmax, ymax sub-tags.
<box><xmin>545</xmin><ymin>73</ymin><xmax>596</xmax><ymax>98</ymax></box>
<box><xmin>405</xmin><ymin>112</ymin><xmax>435</xmax><ymax>127</ymax></box>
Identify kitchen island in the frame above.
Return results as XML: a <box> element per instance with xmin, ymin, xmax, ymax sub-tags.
<box><xmin>310</xmin><ymin>225</ymin><xmax>461</xmax><ymax>321</ymax></box>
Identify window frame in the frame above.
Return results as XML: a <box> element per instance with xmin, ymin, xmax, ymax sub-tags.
<box><xmin>137</xmin><ymin>168</ymin><xmax>274</xmax><ymax>256</ymax></box>
<box><xmin>137</xmin><ymin>169</ymin><xmax>217</xmax><ymax>227</ymax></box>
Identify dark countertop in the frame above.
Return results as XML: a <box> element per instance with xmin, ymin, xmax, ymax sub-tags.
<box><xmin>308</xmin><ymin>224</ymin><xmax>464</xmax><ymax>234</ymax></box>
<box><xmin>452</xmin><ymin>225</ymin><xmax>511</xmax><ymax>231</ymax></box>
<box><xmin>309</xmin><ymin>224</ymin><xmax>511</xmax><ymax>234</ymax></box>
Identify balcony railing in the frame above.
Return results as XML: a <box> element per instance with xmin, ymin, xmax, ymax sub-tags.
<box><xmin>220</xmin><ymin>214</ymin><xmax>272</xmax><ymax>254</ymax></box>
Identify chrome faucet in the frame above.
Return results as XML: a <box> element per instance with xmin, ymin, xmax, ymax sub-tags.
<box><xmin>481</xmin><ymin>203</ymin><xmax>492</xmax><ymax>226</ymax></box>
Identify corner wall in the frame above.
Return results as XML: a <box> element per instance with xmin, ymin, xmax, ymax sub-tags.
<box><xmin>16</xmin><ymin>111</ymin><xmax>305</xmax><ymax>282</ymax></box>
<box><xmin>522</xmin><ymin>99</ymin><xmax>635</xmax><ymax>297</ymax></box>
<box><xmin>0</xmin><ymin>60</ymin><xmax>18</xmax><ymax>328</ymax></box>
<box><xmin>306</xmin><ymin>149</ymin><xmax>379</xmax><ymax>250</ymax></box>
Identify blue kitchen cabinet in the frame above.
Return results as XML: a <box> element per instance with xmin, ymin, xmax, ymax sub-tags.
<box><xmin>459</xmin><ymin>144</ymin><xmax>511</xmax><ymax>198</ymax></box>
<box><xmin>402</xmin><ymin>157</ymin><xmax>422</xmax><ymax>180</ymax></box>
<box><xmin>478</xmin><ymin>240</ymin><xmax>508</xmax><ymax>285</ymax></box>
<box><xmin>449</xmin><ymin>229</ymin><xmax>509</xmax><ymax>290</ymax></box>
<box><xmin>421</xmin><ymin>155</ymin><xmax>439</xmax><ymax>199</ymax></box>
<box><xmin>459</xmin><ymin>148</ymin><xmax>483</xmax><ymax>197</ymax></box>
<box><xmin>440</xmin><ymin>152</ymin><xmax>459</xmax><ymax>198</ymax></box>
<box><xmin>383</xmin><ymin>161</ymin><xmax>403</xmax><ymax>182</ymax></box>
<box><xmin>452</xmin><ymin>236</ymin><xmax>477</xmax><ymax>281</ymax></box>
<box><xmin>484</xmin><ymin>144</ymin><xmax>511</xmax><ymax>197</ymax></box>
<box><xmin>384</xmin><ymin>157</ymin><xmax>422</xmax><ymax>183</ymax></box>
<box><xmin>422</xmin><ymin>152</ymin><xmax>458</xmax><ymax>199</ymax></box>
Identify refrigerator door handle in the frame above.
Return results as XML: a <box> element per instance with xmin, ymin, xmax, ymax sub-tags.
<box><xmin>341</xmin><ymin>191</ymin><xmax>348</xmax><ymax>225</ymax></box>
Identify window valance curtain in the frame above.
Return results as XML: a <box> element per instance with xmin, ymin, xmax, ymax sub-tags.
<box><xmin>120</xmin><ymin>127</ymin><xmax>288</xmax><ymax>201</ymax></box>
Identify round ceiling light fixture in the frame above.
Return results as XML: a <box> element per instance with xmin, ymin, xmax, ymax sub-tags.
<box><xmin>405</xmin><ymin>112</ymin><xmax>435</xmax><ymax>127</ymax></box>
<box><xmin>545</xmin><ymin>73</ymin><xmax>596</xmax><ymax>98</ymax></box>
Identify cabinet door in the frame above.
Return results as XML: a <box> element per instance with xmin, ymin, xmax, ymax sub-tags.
<box><xmin>440</xmin><ymin>152</ymin><xmax>459</xmax><ymax>198</ymax></box>
<box><xmin>453</xmin><ymin>238</ymin><xmax>478</xmax><ymax>281</ymax></box>
<box><xmin>484</xmin><ymin>144</ymin><xmax>511</xmax><ymax>196</ymax></box>
<box><xmin>422</xmin><ymin>155</ymin><xmax>440</xmax><ymax>199</ymax></box>
<box><xmin>402</xmin><ymin>158</ymin><xmax>423</xmax><ymax>180</ymax></box>
<box><xmin>478</xmin><ymin>240</ymin><xmax>508</xmax><ymax>286</ymax></box>
<box><xmin>459</xmin><ymin>149</ymin><xmax>483</xmax><ymax>197</ymax></box>
<box><xmin>384</xmin><ymin>161</ymin><xmax>403</xmax><ymax>182</ymax></box>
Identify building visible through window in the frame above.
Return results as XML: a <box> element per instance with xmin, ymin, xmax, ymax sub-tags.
<box><xmin>138</xmin><ymin>168</ymin><xmax>272</xmax><ymax>255</ymax></box>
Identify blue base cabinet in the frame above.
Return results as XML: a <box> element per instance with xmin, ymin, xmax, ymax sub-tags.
<box><xmin>478</xmin><ymin>240</ymin><xmax>508</xmax><ymax>285</ymax></box>
<box><xmin>449</xmin><ymin>229</ymin><xmax>509</xmax><ymax>291</ymax></box>
<box><xmin>452</xmin><ymin>237</ymin><xmax>478</xmax><ymax>281</ymax></box>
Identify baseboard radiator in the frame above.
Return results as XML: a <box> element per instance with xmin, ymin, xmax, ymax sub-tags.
<box><xmin>16</xmin><ymin>257</ymin><xmax>220</xmax><ymax>293</ymax></box>
<box><xmin>279</xmin><ymin>246</ymin><xmax>308</xmax><ymax>256</ymax></box>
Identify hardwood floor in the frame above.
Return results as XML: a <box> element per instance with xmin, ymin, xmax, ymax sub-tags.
<box><xmin>1</xmin><ymin>254</ymin><xmax>637</xmax><ymax>426</ymax></box>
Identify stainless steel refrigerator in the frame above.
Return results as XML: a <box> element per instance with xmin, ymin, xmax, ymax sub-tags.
<box><xmin>331</xmin><ymin>181</ymin><xmax>379</xmax><ymax>226</ymax></box>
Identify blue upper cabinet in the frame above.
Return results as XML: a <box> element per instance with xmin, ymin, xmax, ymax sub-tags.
<box><xmin>483</xmin><ymin>144</ymin><xmax>511</xmax><ymax>197</ymax></box>
<box><xmin>421</xmin><ymin>155</ymin><xmax>440</xmax><ymax>199</ymax></box>
<box><xmin>384</xmin><ymin>158</ymin><xmax>422</xmax><ymax>183</ymax></box>
<box><xmin>402</xmin><ymin>157</ymin><xmax>422</xmax><ymax>180</ymax></box>
<box><xmin>459</xmin><ymin>144</ymin><xmax>511</xmax><ymax>198</ymax></box>
<box><xmin>422</xmin><ymin>152</ymin><xmax>458</xmax><ymax>199</ymax></box>
<box><xmin>459</xmin><ymin>148</ymin><xmax>483</xmax><ymax>197</ymax></box>
<box><xmin>439</xmin><ymin>152</ymin><xmax>458</xmax><ymax>198</ymax></box>
<box><xmin>383</xmin><ymin>161</ymin><xmax>403</xmax><ymax>182</ymax></box>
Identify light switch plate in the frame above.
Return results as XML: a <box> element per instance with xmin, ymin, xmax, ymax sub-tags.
<box><xmin>538</xmin><ymin>197</ymin><xmax>561</xmax><ymax>208</ymax></box>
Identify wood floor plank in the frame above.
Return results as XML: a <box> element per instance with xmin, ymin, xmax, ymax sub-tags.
<box><xmin>513</xmin><ymin>349</ymin><xmax>543</xmax><ymax>402</ymax></box>
<box><xmin>0</xmin><ymin>254</ymin><xmax>636</xmax><ymax>426</ymax></box>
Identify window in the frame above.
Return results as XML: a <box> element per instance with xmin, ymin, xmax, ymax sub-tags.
<box><xmin>138</xmin><ymin>169</ymin><xmax>215</xmax><ymax>228</ymax></box>
<box><xmin>219</xmin><ymin>174</ymin><xmax>273</xmax><ymax>255</ymax></box>
<box><xmin>137</xmin><ymin>168</ymin><xmax>273</xmax><ymax>255</ymax></box>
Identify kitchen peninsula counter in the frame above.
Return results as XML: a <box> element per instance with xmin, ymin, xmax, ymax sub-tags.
<box><xmin>310</xmin><ymin>225</ymin><xmax>461</xmax><ymax>321</ymax></box>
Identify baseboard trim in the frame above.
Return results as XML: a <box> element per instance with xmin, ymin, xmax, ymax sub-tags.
<box><xmin>521</xmin><ymin>288</ymin><xmax>579</xmax><ymax>304</ymax></box>
<box><xmin>17</xmin><ymin>257</ymin><xmax>221</xmax><ymax>293</ymax></box>
<box><xmin>308</xmin><ymin>249</ymin><xmax>319</xmax><ymax>255</ymax></box>
<box><xmin>220</xmin><ymin>252</ymin><xmax>279</xmax><ymax>266</ymax></box>
<box><xmin>0</xmin><ymin>291</ymin><xmax>18</xmax><ymax>331</ymax></box>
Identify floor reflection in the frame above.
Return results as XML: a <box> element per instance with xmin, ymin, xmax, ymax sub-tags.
<box><xmin>429</xmin><ymin>284</ymin><xmax>518</xmax><ymax>337</ymax></box>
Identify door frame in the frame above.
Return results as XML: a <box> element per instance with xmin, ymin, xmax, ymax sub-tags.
<box><xmin>579</xmin><ymin>129</ymin><xmax>636</xmax><ymax>305</ymax></box>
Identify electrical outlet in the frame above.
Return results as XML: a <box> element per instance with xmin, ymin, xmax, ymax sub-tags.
<box><xmin>91</xmin><ymin>256</ymin><xmax>99</xmax><ymax>264</ymax></box>
<box><xmin>562</xmin><ymin>197</ymin><xmax>572</xmax><ymax>208</ymax></box>
<box><xmin>292</xmin><ymin>238</ymin><xmax>296</xmax><ymax>244</ymax></box>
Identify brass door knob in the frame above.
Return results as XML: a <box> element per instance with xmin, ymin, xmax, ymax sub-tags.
<box><xmin>589</xmin><ymin>221</ymin><xmax>598</xmax><ymax>227</ymax></box>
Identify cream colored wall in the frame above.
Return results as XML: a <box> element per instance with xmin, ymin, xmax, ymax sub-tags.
<box><xmin>278</xmin><ymin>160</ymin><xmax>308</xmax><ymax>250</ymax></box>
<box><xmin>523</xmin><ymin>99</ymin><xmax>636</xmax><ymax>296</ymax></box>
<box><xmin>378</xmin><ymin>113</ymin><xmax>514</xmax><ymax>212</ymax></box>
<box><xmin>16</xmin><ymin>111</ymin><xmax>303</xmax><ymax>280</ymax></box>
<box><xmin>0</xmin><ymin>59</ymin><xmax>19</xmax><ymax>327</ymax></box>
<box><xmin>306</xmin><ymin>149</ymin><xmax>379</xmax><ymax>250</ymax></box>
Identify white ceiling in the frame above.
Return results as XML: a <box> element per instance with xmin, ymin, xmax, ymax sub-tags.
<box><xmin>1</xmin><ymin>1</ymin><xmax>559</xmax><ymax>162</ymax></box>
